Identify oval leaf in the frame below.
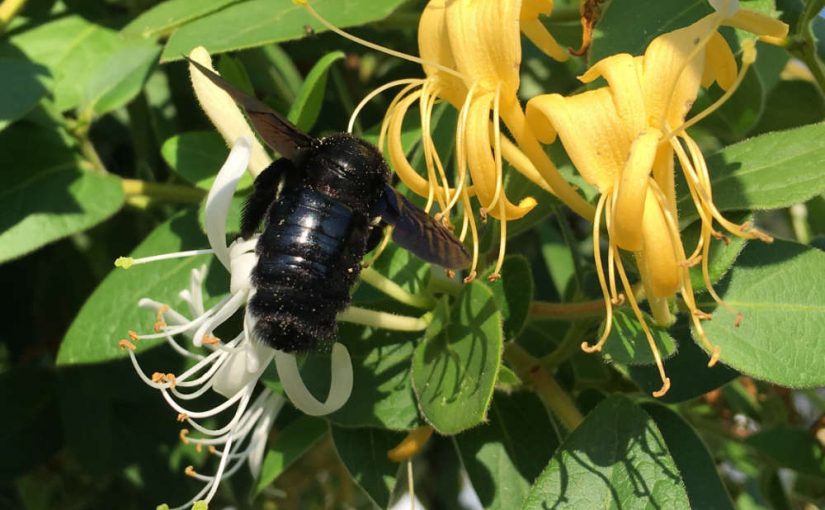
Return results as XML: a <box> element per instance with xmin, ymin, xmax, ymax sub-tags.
<box><xmin>412</xmin><ymin>281</ymin><xmax>503</xmax><ymax>435</ymax></box>
<box><xmin>0</xmin><ymin>58</ymin><xmax>50</xmax><ymax>132</ymax></box>
<box><xmin>254</xmin><ymin>416</ymin><xmax>327</xmax><ymax>495</ymax></box>
<box><xmin>601</xmin><ymin>308</ymin><xmax>678</xmax><ymax>365</ymax></box>
<box><xmin>679</xmin><ymin>123</ymin><xmax>825</xmax><ymax>223</ymax></box>
<box><xmin>522</xmin><ymin>396</ymin><xmax>691</xmax><ymax>509</ymax></box>
<box><xmin>455</xmin><ymin>392</ymin><xmax>559</xmax><ymax>510</ymax></box>
<box><xmin>161</xmin><ymin>0</ymin><xmax>407</xmax><ymax>61</ymax></box>
<box><xmin>0</xmin><ymin>123</ymin><xmax>125</xmax><ymax>264</ymax></box>
<box><xmin>122</xmin><ymin>0</ymin><xmax>242</xmax><ymax>39</ymax></box>
<box><xmin>698</xmin><ymin>239</ymin><xmax>825</xmax><ymax>387</ymax></box>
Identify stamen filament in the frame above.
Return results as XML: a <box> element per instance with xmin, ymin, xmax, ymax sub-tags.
<box><xmin>114</xmin><ymin>250</ymin><xmax>214</xmax><ymax>269</ymax></box>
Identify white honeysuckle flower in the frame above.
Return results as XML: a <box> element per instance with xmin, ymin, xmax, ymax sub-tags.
<box><xmin>117</xmin><ymin>137</ymin><xmax>357</xmax><ymax>508</ymax></box>
<box><xmin>188</xmin><ymin>46</ymin><xmax>272</xmax><ymax>176</ymax></box>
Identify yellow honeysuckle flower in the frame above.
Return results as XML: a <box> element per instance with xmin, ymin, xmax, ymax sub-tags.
<box><xmin>298</xmin><ymin>0</ymin><xmax>595</xmax><ymax>281</ymax></box>
<box><xmin>525</xmin><ymin>0</ymin><xmax>787</xmax><ymax>397</ymax></box>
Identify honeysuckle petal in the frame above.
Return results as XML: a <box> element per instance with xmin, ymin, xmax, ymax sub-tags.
<box><xmin>520</xmin><ymin>0</ymin><xmax>568</xmax><ymax>61</ymax></box>
<box><xmin>465</xmin><ymin>92</ymin><xmax>536</xmax><ymax>219</ymax></box>
<box><xmin>526</xmin><ymin>90</ymin><xmax>627</xmax><ymax>193</ymax></box>
<box><xmin>204</xmin><ymin>137</ymin><xmax>251</xmax><ymax>269</ymax></box>
<box><xmin>723</xmin><ymin>8</ymin><xmax>789</xmax><ymax>40</ymax></box>
<box><xmin>445</xmin><ymin>0</ymin><xmax>521</xmax><ymax>98</ymax></box>
<box><xmin>611</xmin><ymin>128</ymin><xmax>662</xmax><ymax>251</ymax></box>
<box><xmin>418</xmin><ymin>0</ymin><xmax>466</xmax><ymax>106</ymax></box>
<box><xmin>702</xmin><ymin>31</ymin><xmax>738</xmax><ymax>89</ymax></box>
<box><xmin>212</xmin><ymin>340</ymin><xmax>276</xmax><ymax>398</ymax></box>
<box><xmin>640</xmin><ymin>14</ymin><xmax>719</xmax><ymax>129</ymax></box>
<box><xmin>579</xmin><ymin>53</ymin><xmax>646</xmax><ymax>134</ymax></box>
<box><xmin>188</xmin><ymin>47</ymin><xmax>271</xmax><ymax>176</ymax></box>
<box><xmin>639</xmin><ymin>191</ymin><xmax>681</xmax><ymax>298</ymax></box>
<box><xmin>274</xmin><ymin>343</ymin><xmax>353</xmax><ymax>416</ymax></box>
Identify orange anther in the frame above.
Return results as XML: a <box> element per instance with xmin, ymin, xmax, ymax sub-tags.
<box><xmin>153</xmin><ymin>320</ymin><xmax>167</xmax><ymax>333</ymax></box>
<box><xmin>202</xmin><ymin>335</ymin><xmax>221</xmax><ymax>345</ymax></box>
<box><xmin>184</xmin><ymin>465</ymin><xmax>196</xmax><ymax>477</ymax></box>
<box><xmin>446</xmin><ymin>270</ymin><xmax>456</xmax><ymax>279</ymax></box>
<box><xmin>463</xmin><ymin>271</ymin><xmax>477</xmax><ymax>284</ymax></box>
<box><xmin>208</xmin><ymin>445</ymin><xmax>217</xmax><ymax>455</ymax></box>
<box><xmin>479</xmin><ymin>208</ymin><xmax>488</xmax><ymax>223</ymax></box>
<box><xmin>151</xmin><ymin>372</ymin><xmax>165</xmax><ymax>383</ymax></box>
<box><xmin>118</xmin><ymin>339</ymin><xmax>136</xmax><ymax>351</ymax></box>
<box><xmin>177</xmin><ymin>413</ymin><xmax>189</xmax><ymax>422</ymax></box>
<box><xmin>165</xmin><ymin>373</ymin><xmax>177</xmax><ymax>388</ymax></box>
<box><xmin>180</xmin><ymin>429</ymin><xmax>190</xmax><ymax>444</ymax></box>
<box><xmin>487</xmin><ymin>272</ymin><xmax>501</xmax><ymax>282</ymax></box>
<box><xmin>156</xmin><ymin>304</ymin><xmax>170</xmax><ymax>321</ymax></box>
<box><xmin>195</xmin><ymin>444</ymin><xmax>202</xmax><ymax>453</ymax></box>
<box><xmin>128</xmin><ymin>330</ymin><xmax>139</xmax><ymax>341</ymax></box>
<box><xmin>693</xmin><ymin>310</ymin><xmax>713</xmax><ymax>320</ymax></box>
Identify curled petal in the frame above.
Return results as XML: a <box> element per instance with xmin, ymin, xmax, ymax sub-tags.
<box><xmin>702</xmin><ymin>32</ymin><xmax>737</xmax><ymax>90</ymax></box>
<box><xmin>611</xmin><ymin>128</ymin><xmax>662</xmax><ymax>251</ymax></box>
<box><xmin>526</xmin><ymin>90</ymin><xmax>628</xmax><ymax>193</ymax></box>
<box><xmin>275</xmin><ymin>343</ymin><xmax>353</xmax><ymax>416</ymax></box>
<box><xmin>204</xmin><ymin>138</ymin><xmax>251</xmax><ymax>269</ymax></box>
<box><xmin>579</xmin><ymin>54</ymin><xmax>646</xmax><ymax>134</ymax></box>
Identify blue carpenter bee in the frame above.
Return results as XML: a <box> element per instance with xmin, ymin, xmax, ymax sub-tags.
<box><xmin>188</xmin><ymin>59</ymin><xmax>470</xmax><ymax>353</ymax></box>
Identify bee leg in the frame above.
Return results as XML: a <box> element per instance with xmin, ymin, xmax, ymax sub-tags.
<box><xmin>365</xmin><ymin>224</ymin><xmax>387</xmax><ymax>253</ymax></box>
<box><xmin>241</xmin><ymin>158</ymin><xmax>295</xmax><ymax>239</ymax></box>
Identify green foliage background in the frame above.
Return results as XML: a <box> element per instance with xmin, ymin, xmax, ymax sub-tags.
<box><xmin>2</xmin><ymin>0</ymin><xmax>825</xmax><ymax>508</ymax></box>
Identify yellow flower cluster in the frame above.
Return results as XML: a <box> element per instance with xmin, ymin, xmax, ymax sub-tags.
<box><xmin>298</xmin><ymin>0</ymin><xmax>788</xmax><ymax>396</ymax></box>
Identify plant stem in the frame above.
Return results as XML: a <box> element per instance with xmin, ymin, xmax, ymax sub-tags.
<box><xmin>337</xmin><ymin>306</ymin><xmax>431</xmax><ymax>332</ymax></box>
<box><xmin>793</xmin><ymin>0</ymin><xmax>825</xmax><ymax>97</ymax></box>
<box><xmin>504</xmin><ymin>342</ymin><xmax>584</xmax><ymax>431</ymax></box>
<box><xmin>360</xmin><ymin>266</ymin><xmax>436</xmax><ymax>309</ymax></box>
<box><xmin>121</xmin><ymin>179</ymin><xmax>206</xmax><ymax>204</ymax></box>
<box><xmin>0</xmin><ymin>0</ymin><xmax>28</xmax><ymax>33</ymax></box>
<box><xmin>540</xmin><ymin>320</ymin><xmax>591</xmax><ymax>369</ymax></box>
<box><xmin>529</xmin><ymin>299</ymin><xmax>605</xmax><ymax>320</ymax></box>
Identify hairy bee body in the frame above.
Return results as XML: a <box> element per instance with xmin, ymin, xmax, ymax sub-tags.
<box><xmin>246</xmin><ymin>134</ymin><xmax>389</xmax><ymax>352</ymax></box>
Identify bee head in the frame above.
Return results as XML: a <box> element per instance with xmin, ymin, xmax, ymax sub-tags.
<box><xmin>304</xmin><ymin>133</ymin><xmax>390</xmax><ymax>212</ymax></box>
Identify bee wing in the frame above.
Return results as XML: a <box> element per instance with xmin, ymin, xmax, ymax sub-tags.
<box><xmin>380</xmin><ymin>186</ymin><xmax>471</xmax><ymax>270</ymax></box>
<box><xmin>186</xmin><ymin>57</ymin><xmax>314</xmax><ymax>161</ymax></box>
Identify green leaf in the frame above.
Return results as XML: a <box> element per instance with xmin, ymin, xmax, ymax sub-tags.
<box><xmin>412</xmin><ymin>281</ymin><xmax>502</xmax><ymax>434</ymax></box>
<box><xmin>7</xmin><ymin>16</ymin><xmax>123</xmax><ymax>111</ymax></box>
<box><xmin>750</xmin><ymin>80</ymin><xmax>825</xmax><ymax>136</ymax></box>
<box><xmin>643</xmin><ymin>403</ymin><xmax>735</xmax><ymax>509</ymax></box>
<box><xmin>82</xmin><ymin>40</ymin><xmax>161</xmax><ymax>116</ymax></box>
<box><xmin>523</xmin><ymin>396</ymin><xmax>691</xmax><ymax>509</ymax></box>
<box><xmin>601</xmin><ymin>308</ymin><xmax>678</xmax><ymax>365</ymax></box>
<box><xmin>254</xmin><ymin>416</ymin><xmax>327</xmax><ymax>495</ymax></box>
<box><xmin>287</xmin><ymin>51</ymin><xmax>345</xmax><ymax>132</ymax></box>
<box><xmin>121</xmin><ymin>0</ymin><xmax>242</xmax><ymax>39</ymax></box>
<box><xmin>161</xmin><ymin>0</ymin><xmax>407</xmax><ymax>62</ymax></box>
<box><xmin>0</xmin><ymin>123</ymin><xmax>124</xmax><ymax>264</ymax></box>
<box><xmin>678</xmin><ymin>123</ymin><xmax>825</xmax><ymax>224</ymax></box>
<box><xmin>629</xmin><ymin>317</ymin><xmax>738</xmax><ymax>402</ymax></box>
<box><xmin>746</xmin><ymin>426</ymin><xmax>825</xmax><ymax>478</ymax></box>
<box><xmin>591</xmin><ymin>0</ymin><xmax>711</xmax><ymax>60</ymax></box>
<box><xmin>680</xmin><ymin>212</ymin><xmax>750</xmax><ymax>292</ymax></box>
<box><xmin>161</xmin><ymin>130</ymin><xmax>253</xmax><ymax>191</ymax></box>
<box><xmin>0</xmin><ymin>58</ymin><xmax>50</xmax><ymax>132</ymax></box>
<box><xmin>483</xmin><ymin>255</ymin><xmax>533</xmax><ymax>340</ymax></box>
<box><xmin>455</xmin><ymin>392</ymin><xmax>559</xmax><ymax>510</ymax></box>
<box><xmin>300</xmin><ymin>321</ymin><xmax>421</xmax><ymax>430</ymax></box>
<box><xmin>696</xmin><ymin>239</ymin><xmax>825</xmax><ymax>386</ymax></box>
<box><xmin>57</xmin><ymin>210</ymin><xmax>222</xmax><ymax>365</ymax></box>
<box><xmin>331</xmin><ymin>426</ymin><xmax>404</xmax><ymax>509</ymax></box>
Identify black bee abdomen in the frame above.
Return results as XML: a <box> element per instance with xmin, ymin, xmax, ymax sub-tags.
<box><xmin>248</xmin><ymin>187</ymin><xmax>368</xmax><ymax>353</ymax></box>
